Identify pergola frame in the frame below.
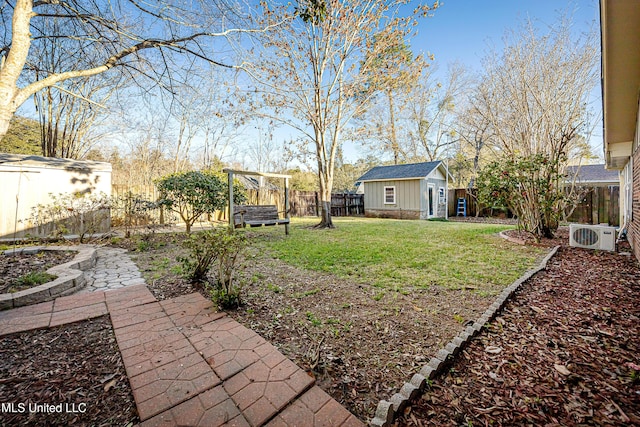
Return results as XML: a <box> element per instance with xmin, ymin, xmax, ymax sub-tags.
<box><xmin>223</xmin><ymin>168</ymin><xmax>292</xmax><ymax>235</ymax></box>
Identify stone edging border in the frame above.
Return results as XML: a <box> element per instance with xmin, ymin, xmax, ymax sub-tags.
<box><xmin>370</xmin><ymin>245</ymin><xmax>561</xmax><ymax>426</ymax></box>
<box><xmin>0</xmin><ymin>245</ymin><xmax>97</xmax><ymax>310</ymax></box>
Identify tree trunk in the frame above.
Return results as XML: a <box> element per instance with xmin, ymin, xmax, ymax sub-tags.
<box><xmin>387</xmin><ymin>90</ymin><xmax>400</xmax><ymax>165</ymax></box>
<box><xmin>0</xmin><ymin>0</ymin><xmax>32</xmax><ymax>143</ymax></box>
<box><xmin>0</xmin><ymin>105</ymin><xmax>15</xmax><ymax>142</ymax></box>
<box><xmin>315</xmin><ymin>167</ymin><xmax>334</xmax><ymax>228</ymax></box>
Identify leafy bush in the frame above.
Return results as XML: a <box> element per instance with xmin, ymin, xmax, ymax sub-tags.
<box><xmin>156</xmin><ymin>171</ymin><xmax>247</xmax><ymax>233</ymax></box>
<box><xmin>179</xmin><ymin>229</ymin><xmax>221</xmax><ymax>283</ymax></box>
<box><xmin>477</xmin><ymin>154</ymin><xmax>565</xmax><ymax>239</ymax></box>
<box><xmin>179</xmin><ymin>228</ymin><xmax>248</xmax><ymax>309</ymax></box>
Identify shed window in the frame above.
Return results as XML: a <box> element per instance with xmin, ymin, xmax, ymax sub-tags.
<box><xmin>384</xmin><ymin>186</ymin><xmax>396</xmax><ymax>204</ymax></box>
<box><xmin>438</xmin><ymin>187</ymin><xmax>445</xmax><ymax>204</ymax></box>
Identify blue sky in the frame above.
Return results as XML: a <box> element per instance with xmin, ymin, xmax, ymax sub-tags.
<box><xmin>414</xmin><ymin>0</ymin><xmax>600</xmax><ymax>74</ymax></box>
<box><xmin>15</xmin><ymin>1</ymin><xmax>603</xmax><ymax>166</ymax></box>
<box><xmin>337</xmin><ymin>0</ymin><xmax>603</xmax><ymax>163</ymax></box>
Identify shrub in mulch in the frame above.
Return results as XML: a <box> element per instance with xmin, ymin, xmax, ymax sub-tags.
<box><xmin>0</xmin><ymin>316</ymin><xmax>138</xmax><ymax>427</ymax></box>
<box><xmin>0</xmin><ymin>250</ymin><xmax>76</xmax><ymax>294</ymax></box>
<box><xmin>399</xmin><ymin>245</ymin><xmax>640</xmax><ymax>426</ymax></box>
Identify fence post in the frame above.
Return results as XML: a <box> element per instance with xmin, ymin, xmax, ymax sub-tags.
<box><xmin>284</xmin><ymin>177</ymin><xmax>290</xmax><ymax>235</ymax></box>
<box><xmin>344</xmin><ymin>193</ymin><xmax>348</xmax><ymax>216</ymax></box>
<box><xmin>227</xmin><ymin>171</ymin><xmax>234</xmax><ymax>231</ymax></box>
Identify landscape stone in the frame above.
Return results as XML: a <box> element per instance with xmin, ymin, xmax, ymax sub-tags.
<box><xmin>410</xmin><ymin>373</ymin><xmax>427</xmax><ymax>390</ymax></box>
<box><xmin>427</xmin><ymin>357</ymin><xmax>443</xmax><ymax>373</ymax></box>
<box><xmin>419</xmin><ymin>365</ymin><xmax>436</xmax><ymax>380</ymax></box>
<box><xmin>399</xmin><ymin>383</ymin><xmax>419</xmax><ymax>401</ymax></box>
<box><xmin>436</xmin><ymin>348</ymin><xmax>451</xmax><ymax>362</ymax></box>
<box><xmin>389</xmin><ymin>393</ymin><xmax>407</xmax><ymax>412</ymax></box>
<box><xmin>374</xmin><ymin>400</ymin><xmax>394</xmax><ymax>425</ymax></box>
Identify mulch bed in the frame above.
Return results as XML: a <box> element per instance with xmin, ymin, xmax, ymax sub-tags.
<box><xmin>0</xmin><ymin>315</ymin><xmax>138</xmax><ymax>426</ymax></box>
<box><xmin>0</xmin><ymin>250</ymin><xmax>76</xmax><ymax>294</ymax></box>
<box><xmin>398</xmin><ymin>240</ymin><xmax>640</xmax><ymax>426</ymax></box>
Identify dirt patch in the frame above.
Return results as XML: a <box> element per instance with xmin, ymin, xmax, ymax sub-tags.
<box><xmin>123</xmin><ymin>231</ymin><xmax>524</xmax><ymax>420</ymax></box>
<box><xmin>0</xmin><ymin>315</ymin><xmax>138</xmax><ymax>426</ymax></box>
<box><xmin>448</xmin><ymin>216</ymin><xmax>518</xmax><ymax>225</ymax></box>
<box><xmin>502</xmin><ymin>226</ymin><xmax>570</xmax><ymax>247</ymax></box>
<box><xmin>398</xmin><ymin>243</ymin><xmax>640</xmax><ymax>426</ymax></box>
<box><xmin>0</xmin><ymin>250</ymin><xmax>76</xmax><ymax>294</ymax></box>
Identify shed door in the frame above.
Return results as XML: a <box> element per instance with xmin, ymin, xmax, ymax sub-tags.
<box><xmin>428</xmin><ymin>184</ymin><xmax>435</xmax><ymax>217</ymax></box>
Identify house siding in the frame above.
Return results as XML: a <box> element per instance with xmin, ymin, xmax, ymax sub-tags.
<box><xmin>0</xmin><ymin>155</ymin><xmax>112</xmax><ymax>239</ymax></box>
<box><xmin>631</xmin><ymin>103</ymin><xmax>640</xmax><ymax>261</ymax></box>
<box><xmin>364</xmin><ymin>180</ymin><xmax>421</xmax><ymax>219</ymax></box>
<box><xmin>363</xmin><ymin>177</ymin><xmax>448</xmax><ymax>219</ymax></box>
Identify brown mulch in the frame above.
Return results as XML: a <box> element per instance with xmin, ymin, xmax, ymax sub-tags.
<box><xmin>0</xmin><ymin>250</ymin><xmax>76</xmax><ymax>294</ymax></box>
<box><xmin>398</xmin><ymin>240</ymin><xmax>640</xmax><ymax>426</ymax></box>
<box><xmin>0</xmin><ymin>315</ymin><xmax>138</xmax><ymax>426</ymax></box>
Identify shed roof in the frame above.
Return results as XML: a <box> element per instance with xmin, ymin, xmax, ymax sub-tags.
<box><xmin>0</xmin><ymin>153</ymin><xmax>112</xmax><ymax>172</ymax></box>
<box><xmin>357</xmin><ymin>161</ymin><xmax>442</xmax><ymax>182</ymax></box>
<box><xmin>236</xmin><ymin>174</ymin><xmax>280</xmax><ymax>191</ymax></box>
<box><xmin>566</xmin><ymin>164</ymin><xmax>619</xmax><ymax>183</ymax></box>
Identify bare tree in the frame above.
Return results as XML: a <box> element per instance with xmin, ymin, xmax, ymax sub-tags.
<box><xmin>109</xmin><ymin>108</ymin><xmax>174</xmax><ymax>188</ymax></box>
<box><xmin>357</xmin><ymin>33</ymin><xmax>426</xmax><ymax>165</ymax></box>
<box><xmin>452</xmin><ymin>78</ymin><xmax>497</xmax><ymax>187</ymax></box>
<box><xmin>26</xmin><ymin>8</ymin><xmax>123</xmax><ymax>158</ymax></box>
<box><xmin>245</xmin><ymin>0</ymin><xmax>437</xmax><ymax>228</ymax></box>
<box><xmin>246</xmin><ymin>125</ymin><xmax>280</xmax><ymax>172</ymax></box>
<box><xmin>477</xmin><ymin>18</ymin><xmax>598</xmax><ymax>160</ymax></box>
<box><xmin>475</xmin><ymin>16</ymin><xmax>599</xmax><ymax>238</ymax></box>
<box><xmin>406</xmin><ymin>62</ymin><xmax>468</xmax><ymax>162</ymax></box>
<box><xmin>0</xmin><ymin>0</ymin><xmax>279</xmax><ymax>141</ymax></box>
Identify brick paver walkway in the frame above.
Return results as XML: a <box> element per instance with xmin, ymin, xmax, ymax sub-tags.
<box><xmin>0</xmin><ymin>285</ymin><xmax>362</xmax><ymax>427</ymax></box>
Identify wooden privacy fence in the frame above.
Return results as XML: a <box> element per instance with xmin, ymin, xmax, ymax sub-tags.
<box><xmin>447</xmin><ymin>189</ymin><xmax>513</xmax><ymax>218</ymax></box>
<box><xmin>247</xmin><ymin>189</ymin><xmax>364</xmax><ymax>217</ymax></box>
<box><xmin>566</xmin><ymin>186</ymin><xmax>619</xmax><ymax>226</ymax></box>
<box><xmin>448</xmin><ymin>186</ymin><xmax>620</xmax><ymax>226</ymax></box>
<box><xmin>111</xmin><ymin>185</ymin><xmax>363</xmax><ymax>222</ymax></box>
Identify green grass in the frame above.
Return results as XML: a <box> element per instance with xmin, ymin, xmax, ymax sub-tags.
<box><xmin>10</xmin><ymin>271</ymin><xmax>56</xmax><ymax>292</ymax></box>
<box><xmin>255</xmin><ymin>217</ymin><xmax>546</xmax><ymax>292</ymax></box>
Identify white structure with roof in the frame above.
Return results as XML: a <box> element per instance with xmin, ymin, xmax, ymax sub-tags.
<box><xmin>356</xmin><ymin>161</ymin><xmax>450</xmax><ymax>220</ymax></box>
<box><xmin>0</xmin><ymin>153</ymin><xmax>112</xmax><ymax>239</ymax></box>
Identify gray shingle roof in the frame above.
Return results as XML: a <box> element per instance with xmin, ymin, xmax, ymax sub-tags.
<box><xmin>0</xmin><ymin>153</ymin><xmax>111</xmax><ymax>171</ymax></box>
<box><xmin>357</xmin><ymin>161</ymin><xmax>441</xmax><ymax>181</ymax></box>
<box><xmin>566</xmin><ymin>164</ymin><xmax>619</xmax><ymax>183</ymax></box>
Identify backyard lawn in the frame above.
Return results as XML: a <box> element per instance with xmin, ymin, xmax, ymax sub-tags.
<box><xmin>127</xmin><ymin>217</ymin><xmax>548</xmax><ymax>420</ymax></box>
<box><xmin>259</xmin><ymin>217</ymin><xmax>545</xmax><ymax>293</ymax></box>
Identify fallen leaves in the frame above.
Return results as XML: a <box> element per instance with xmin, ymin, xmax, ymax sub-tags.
<box><xmin>553</xmin><ymin>364</ymin><xmax>571</xmax><ymax>376</ymax></box>
<box><xmin>0</xmin><ymin>316</ymin><xmax>138</xmax><ymax>426</ymax></box>
<box><xmin>484</xmin><ymin>346</ymin><xmax>503</xmax><ymax>354</ymax></box>
<box><xmin>103</xmin><ymin>379</ymin><xmax>117</xmax><ymax>392</ymax></box>
<box><xmin>399</xmin><ymin>238</ymin><xmax>640</xmax><ymax>426</ymax></box>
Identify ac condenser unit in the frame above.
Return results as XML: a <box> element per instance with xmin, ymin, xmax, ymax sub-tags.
<box><xmin>569</xmin><ymin>224</ymin><xmax>616</xmax><ymax>251</ymax></box>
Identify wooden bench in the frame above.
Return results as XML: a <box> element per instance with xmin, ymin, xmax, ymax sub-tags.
<box><xmin>233</xmin><ymin>205</ymin><xmax>290</xmax><ymax>229</ymax></box>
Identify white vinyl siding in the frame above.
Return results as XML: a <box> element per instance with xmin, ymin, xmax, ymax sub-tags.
<box><xmin>365</xmin><ymin>180</ymin><xmax>421</xmax><ymax>210</ymax></box>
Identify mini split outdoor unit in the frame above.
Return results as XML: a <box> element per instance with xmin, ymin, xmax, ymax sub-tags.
<box><xmin>569</xmin><ymin>223</ymin><xmax>617</xmax><ymax>251</ymax></box>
